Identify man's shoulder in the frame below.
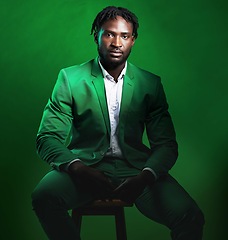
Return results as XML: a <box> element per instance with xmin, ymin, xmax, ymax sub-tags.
<box><xmin>61</xmin><ymin>59</ymin><xmax>94</xmax><ymax>75</ymax></box>
<box><xmin>128</xmin><ymin>62</ymin><xmax>160</xmax><ymax>81</ymax></box>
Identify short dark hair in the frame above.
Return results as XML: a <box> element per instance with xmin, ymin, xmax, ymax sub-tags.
<box><xmin>91</xmin><ymin>6</ymin><xmax>139</xmax><ymax>39</ymax></box>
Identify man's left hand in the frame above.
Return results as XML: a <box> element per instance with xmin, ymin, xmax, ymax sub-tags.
<box><xmin>113</xmin><ymin>170</ymin><xmax>155</xmax><ymax>203</ymax></box>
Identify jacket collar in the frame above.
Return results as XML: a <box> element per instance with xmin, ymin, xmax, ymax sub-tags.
<box><xmin>91</xmin><ymin>57</ymin><xmax>134</xmax><ymax>80</ymax></box>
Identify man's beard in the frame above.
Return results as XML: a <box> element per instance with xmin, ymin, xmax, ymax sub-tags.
<box><xmin>98</xmin><ymin>48</ymin><xmax>132</xmax><ymax>70</ymax></box>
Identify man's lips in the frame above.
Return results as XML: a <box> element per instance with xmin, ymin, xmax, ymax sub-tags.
<box><xmin>109</xmin><ymin>50</ymin><xmax>123</xmax><ymax>57</ymax></box>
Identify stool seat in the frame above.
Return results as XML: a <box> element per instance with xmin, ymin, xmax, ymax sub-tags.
<box><xmin>72</xmin><ymin>199</ymin><xmax>133</xmax><ymax>240</ymax></box>
<box><xmin>81</xmin><ymin>199</ymin><xmax>133</xmax><ymax>207</ymax></box>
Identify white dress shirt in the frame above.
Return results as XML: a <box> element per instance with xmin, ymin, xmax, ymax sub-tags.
<box><xmin>99</xmin><ymin>61</ymin><xmax>125</xmax><ymax>158</ymax></box>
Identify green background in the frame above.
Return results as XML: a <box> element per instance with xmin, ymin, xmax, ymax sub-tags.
<box><xmin>0</xmin><ymin>0</ymin><xmax>227</xmax><ymax>239</ymax></box>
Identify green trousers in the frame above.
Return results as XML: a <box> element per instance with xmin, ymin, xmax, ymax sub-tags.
<box><xmin>32</xmin><ymin>158</ymin><xmax>204</xmax><ymax>240</ymax></box>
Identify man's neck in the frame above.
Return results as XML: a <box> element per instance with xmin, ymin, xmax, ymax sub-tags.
<box><xmin>100</xmin><ymin>59</ymin><xmax>126</xmax><ymax>82</ymax></box>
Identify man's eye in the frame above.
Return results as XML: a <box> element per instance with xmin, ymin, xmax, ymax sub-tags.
<box><xmin>122</xmin><ymin>35</ymin><xmax>129</xmax><ymax>39</ymax></box>
<box><xmin>106</xmin><ymin>33</ymin><xmax>113</xmax><ymax>37</ymax></box>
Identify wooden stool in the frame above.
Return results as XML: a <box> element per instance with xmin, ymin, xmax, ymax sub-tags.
<box><xmin>72</xmin><ymin>199</ymin><xmax>133</xmax><ymax>240</ymax></box>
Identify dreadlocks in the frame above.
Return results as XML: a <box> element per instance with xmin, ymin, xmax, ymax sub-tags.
<box><xmin>91</xmin><ymin>6</ymin><xmax>139</xmax><ymax>39</ymax></box>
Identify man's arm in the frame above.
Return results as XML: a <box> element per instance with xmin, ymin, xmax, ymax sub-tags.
<box><xmin>144</xmin><ymin>77</ymin><xmax>178</xmax><ymax>177</ymax></box>
<box><xmin>113</xmin><ymin>77</ymin><xmax>177</xmax><ymax>203</ymax></box>
<box><xmin>37</xmin><ymin>69</ymin><xmax>114</xmax><ymax>198</ymax></box>
<box><xmin>36</xmin><ymin>69</ymin><xmax>77</xmax><ymax>170</ymax></box>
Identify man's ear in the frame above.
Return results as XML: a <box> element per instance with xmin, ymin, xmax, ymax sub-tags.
<box><xmin>94</xmin><ymin>32</ymin><xmax>98</xmax><ymax>44</ymax></box>
<box><xmin>131</xmin><ymin>36</ymin><xmax>136</xmax><ymax>46</ymax></box>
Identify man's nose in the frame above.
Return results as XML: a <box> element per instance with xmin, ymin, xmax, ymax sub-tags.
<box><xmin>112</xmin><ymin>36</ymin><xmax>122</xmax><ymax>47</ymax></box>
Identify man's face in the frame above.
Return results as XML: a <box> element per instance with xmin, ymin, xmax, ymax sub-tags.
<box><xmin>95</xmin><ymin>16</ymin><xmax>135</xmax><ymax>68</ymax></box>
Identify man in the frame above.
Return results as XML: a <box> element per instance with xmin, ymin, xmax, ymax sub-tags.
<box><xmin>32</xmin><ymin>6</ymin><xmax>204</xmax><ymax>240</ymax></box>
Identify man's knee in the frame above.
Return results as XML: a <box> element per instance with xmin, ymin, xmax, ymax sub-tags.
<box><xmin>194</xmin><ymin>208</ymin><xmax>205</xmax><ymax>225</ymax></box>
<box><xmin>31</xmin><ymin>187</ymin><xmax>46</xmax><ymax>211</ymax></box>
<box><xmin>172</xmin><ymin>202</ymin><xmax>204</xmax><ymax>227</ymax></box>
<box><xmin>170</xmin><ymin>205</ymin><xmax>205</xmax><ymax>240</ymax></box>
<box><xmin>31</xmin><ymin>171</ymin><xmax>75</xmax><ymax>212</ymax></box>
<box><xmin>31</xmin><ymin>184</ymin><xmax>64</xmax><ymax>216</ymax></box>
<box><xmin>183</xmin><ymin>207</ymin><xmax>205</xmax><ymax>229</ymax></box>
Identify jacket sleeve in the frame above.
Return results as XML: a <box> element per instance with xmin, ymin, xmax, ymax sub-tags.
<box><xmin>144</xmin><ymin>77</ymin><xmax>178</xmax><ymax>177</ymax></box>
<box><xmin>36</xmin><ymin>69</ymin><xmax>76</xmax><ymax>170</ymax></box>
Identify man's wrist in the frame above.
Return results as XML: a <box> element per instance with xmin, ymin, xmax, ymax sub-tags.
<box><xmin>68</xmin><ymin>160</ymin><xmax>85</xmax><ymax>173</ymax></box>
<box><xmin>62</xmin><ymin>159</ymin><xmax>81</xmax><ymax>172</ymax></box>
<box><xmin>141</xmin><ymin>169</ymin><xmax>156</xmax><ymax>185</ymax></box>
<box><xmin>142</xmin><ymin>167</ymin><xmax>157</xmax><ymax>180</ymax></box>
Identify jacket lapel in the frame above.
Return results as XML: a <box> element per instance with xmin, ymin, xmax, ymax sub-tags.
<box><xmin>91</xmin><ymin>58</ymin><xmax>111</xmax><ymax>135</ymax></box>
<box><xmin>119</xmin><ymin>64</ymin><xmax>134</xmax><ymax>126</ymax></box>
<box><xmin>91</xmin><ymin>59</ymin><xmax>135</xmax><ymax>136</ymax></box>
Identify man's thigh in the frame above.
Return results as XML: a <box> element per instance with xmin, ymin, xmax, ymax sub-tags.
<box><xmin>135</xmin><ymin>174</ymin><xmax>200</xmax><ymax>228</ymax></box>
<box><xmin>32</xmin><ymin>170</ymin><xmax>96</xmax><ymax>210</ymax></box>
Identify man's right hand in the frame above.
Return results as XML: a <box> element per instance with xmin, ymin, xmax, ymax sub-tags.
<box><xmin>68</xmin><ymin>161</ymin><xmax>114</xmax><ymax>199</ymax></box>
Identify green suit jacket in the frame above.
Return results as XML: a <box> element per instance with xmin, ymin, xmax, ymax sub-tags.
<box><xmin>36</xmin><ymin>57</ymin><xmax>178</xmax><ymax>177</ymax></box>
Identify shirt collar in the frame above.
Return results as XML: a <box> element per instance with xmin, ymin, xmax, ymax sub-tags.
<box><xmin>98</xmin><ymin>59</ymin><xmax>127</xmax><ymax>81</ymax></box>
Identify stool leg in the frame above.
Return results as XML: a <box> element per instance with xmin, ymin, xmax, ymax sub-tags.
<box><xmin>115</xmin><ymin>207</ymin><xmax>127</xmax><ymax>240</ymax></box>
